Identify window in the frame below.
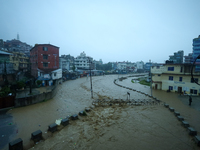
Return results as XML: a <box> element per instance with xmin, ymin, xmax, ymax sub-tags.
<box><xmin>54</xmin><ymin>73</ymin><xmax>57</xmax><ymax>76</ymax></box>
<box><xmin>180</xmin><ymin>67</ymin><xmax>183</xmax><ymax>72</ymax></box>
<box><xmin>169</xmin><ymin>86</ymin><xmax>173</xmax><ymax>90</ymax></box>
<box><xmin>43</xmin><ymin>47</ymin><xmax>48</xmax><ymax>51</ymax></box>
<box><xmin>169</xmin><ymin>76</ymin><xmax>173</xmax><ymax>81</ymax></box>
<box><xmin>43</xmin><ymin>54</ymin><xmax>48</xmax><ymax>59</ymax></box>
<box><xmin>168</xmin><ymin>67</ymin><xmax>174</xmax><ymax>71</ymax></box>
<box><xmin>179</xmin><ymin>77</ymin><xmax>182</xmax><ymax>82</ymax></box>
<box><xmin>43</xmin><ymin>62</ymin><xmax>48</xmax><ymax>67</ymax></box>
<box><xmin>190</xmin><ymin>89</ymin><xmax>197</xmax><ymax>94</ymax></box>
<box><xmin>191</xmin><ymin>78</ymin><xmax>198</xmax><ymax>83</ymax></box>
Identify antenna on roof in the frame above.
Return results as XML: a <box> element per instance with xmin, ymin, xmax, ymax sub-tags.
<box><xmin>17</xmin><ymin>33</ymin><xmax>20</xmax><ymax>40</ymax></box>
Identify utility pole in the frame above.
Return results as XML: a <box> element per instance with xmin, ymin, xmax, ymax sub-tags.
<box><xmin>4</xmin><ymin>60</ymin><xmax>8</xmax><ymax>85</ymax></box>
<box><xmin>88</xmin><ymin>57</ymin><xmax>93</xmax><ymax>98</ymax></box>
<box><xmin>150</xmin><ymin>60</ymin><xmax>152</xmax><ymax>96</ymax></box>
<box><xmin>29</xmin><ymin>60</ymin><xmax>32</xmax><ymax>94</ymax></box>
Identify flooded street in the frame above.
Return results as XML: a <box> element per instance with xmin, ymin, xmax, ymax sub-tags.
<box><xmin>2</xmin><ymin>74</ymin><xmax>200</xmax><ymax>150</ymax></box>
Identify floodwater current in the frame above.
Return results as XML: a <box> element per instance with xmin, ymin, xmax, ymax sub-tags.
<box><xmin>2</xmin><ymin>74</ymin><xmax>200</xmax><ymax>150</ymax></box>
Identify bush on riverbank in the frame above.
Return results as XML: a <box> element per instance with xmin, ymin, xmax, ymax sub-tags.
<box><xmin>139</xmin><ymin>80</ymin><xmax>150</xmax><ymax>86</ymax></box>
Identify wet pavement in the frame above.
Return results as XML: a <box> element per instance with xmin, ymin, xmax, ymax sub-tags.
<box><xmin>0</xmin><ymin>110</ymin><xmax>16</xmax><ymax>150</ymax></box>
<box><xmin>1</xmin><ymin>74</ymin><xmax>200</xmax><ymax>150</ymax></box>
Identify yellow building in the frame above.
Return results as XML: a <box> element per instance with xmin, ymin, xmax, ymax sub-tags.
<box><xmin>151</xmin><ymin>64</ymin><xmax>200</xmax><ymax>96</ymax></box>
<box><xmin>9</xmin><ymin>52</ymin><xmax>29</xmax><ymax>72</ymax></box>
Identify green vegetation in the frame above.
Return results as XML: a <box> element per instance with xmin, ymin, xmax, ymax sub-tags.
<box><xmin>82</xmin><ymin>111</ymin><xmax>87</xmax><ymax>116</ymax></box>
<box><xmin>139</xmin><ymin>80</ymin><xmax>150</xmax><ymax>86</ymax></box>
<box><xmin>17</xmin><ymin>80</ymin><xmax>26</xmax><ymax>89</ymax></box>
<box><xmin>131</xmin><ymin>80</ymin><xmax>134</xmax><ymax>83</ymax></box>
<box><xmin>36</xmin><ymin>80</ymin><xmax>42</xmax><ymax>85</ymax></box>
<box><xmin>96</xmin><ymin>62</ymin><xmax>112</xmax><ymax>71</ymax></box>
<box><xmin>0</xmin><ymin>86</ymin><xmax>12</xmax><ymax>97</ymax></box>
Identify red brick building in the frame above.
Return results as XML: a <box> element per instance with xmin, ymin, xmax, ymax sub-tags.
<box><xmin>30</xmin><ymin>44</ymin><xmax>59</xmax><ymax>78</ymax></box>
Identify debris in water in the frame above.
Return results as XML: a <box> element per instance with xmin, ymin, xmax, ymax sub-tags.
<box><xmin>55</xmin><ymin>119</ymin><xmax>62</xmax><ymax>125</ymax></box>
<box><xmin>2</xmin><ymin>135</ymin><xmax>4</xmax><ymax>137</ymax></box>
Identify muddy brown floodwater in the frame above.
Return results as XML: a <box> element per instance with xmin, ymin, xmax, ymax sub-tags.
<box><xmin>3</xmin><ymin>74</ymin><xmax>200</xmax><ymax>150</ymax></box>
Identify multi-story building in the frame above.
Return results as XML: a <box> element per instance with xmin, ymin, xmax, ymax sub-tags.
<box><xmin>136</xmin><ymin>61</ymin><xmax>144</xmax><ymax>69</ymax></box>
<box><xmin>144</xmin><ymin>62</ymin><xmax>152</xmax><ymax>72</ymax></box>
<box><xmin>59</xmin><ymin>57</ymin><xmax>70</xmax><ymax>71</ymax></box>
<box><xmin>75</xmin><ymin>52</ymin><xmax>95</xmax><ymax>70</ymax></box>
<box><xmin>169</xmin><ymin>50</ymin><xmax>184</xmax><ymax>64</ymax></box>
<box><xmin>0</xmin><ymin>50</ymin><xmax>15</xmax><ymax>85</ymax></box>
<box><xmin>60</xmin><ymin>54</ymin><xmax>75</xmax><ymax>71</ymax></box>
<box><xmin>151</xmin><ymin>63</ymin><xmax>200</xmax><ymax>95</ymax></box>
<box><xmin>192</xmin><ymin>35</ymin><xmax>200</xmax><ymax>72</ymax></box>
<box><xmin>30</xmin><ymin>44</ymin><xmax>60</xmax><ymax>85</ymax></box>
<box><xmin>9</xmin><ymin>52</ymin><xmax>29</xmax><ymax>72</ymax></box>
<box><xmin>117</xmin><ymin>62</ymin><xmax>127</xmax><ymax>71</ymax></box>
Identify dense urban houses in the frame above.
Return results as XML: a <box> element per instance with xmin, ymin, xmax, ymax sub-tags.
<box><xmin>192</xmin><ymin>35</ymin><xmax>200</xmax><ymax>72</ymax></box>
<box><xmin>169</xmin><ymin>50</ymin><xmax>184</xmax><ymax>64</ymax></box>
<box><xmin>151</xmin><ymin>63</ymin><xmax>200</xmax><ymax>95</ymax></box>
<box><xmin>75</xmin><ymin>51</ymin><xmax>95</xmax><ymax>70</ymax></box>
<box><xmin>0</xmin><ymin>50</ymin><xmax>15</xmax><ymax>85</ymax></box>
<box><xmin>3</xmin><ymin>38</ymin><xmax>32</xmax><ymax>56</ymax></box>
<box><xmin>30</xmin><ymin>44</ymin><xmax>61</xmax><ymax>86</ymax></box>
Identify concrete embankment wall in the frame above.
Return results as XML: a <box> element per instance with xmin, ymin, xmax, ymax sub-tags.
<box><xmin>15</xmin><ymin>85</ymin><xmax>57</xmax><ymax>107</ymax></box>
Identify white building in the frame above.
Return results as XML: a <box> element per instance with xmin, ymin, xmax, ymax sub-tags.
<box><xmin>75</xmin><ymin>52</ymin><xmax>95</xmax><ymax>70</ymax></box>
<box><xmin>59</xmin><ymin>57</ymin><xmax>70</xmax><ymax>71</ymax></box>
<box><xmin>117</xmin><ymin>62</ymin><xmax>127</xmax><ymax>70</ymax></box>
<box><xmin>37</xmin><ymin>68</ymin><xmax>62</xmax><ymax>86</ymax></box>
<box><xmin>136</xmin><ymin>61</ymin><xmax>144</xmax><ymax>69</ymax></box>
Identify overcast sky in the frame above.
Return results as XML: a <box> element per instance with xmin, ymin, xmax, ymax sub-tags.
<box><xmin>0</xmin><ymin>0</ymin><xmax>200</xmax><ymax>63</ymax></box>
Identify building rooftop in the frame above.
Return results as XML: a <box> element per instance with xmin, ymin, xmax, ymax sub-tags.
<box><xmin>0</xmin><ymin>50</ymin><xmax>12</xmax><ymax>55</ymax></box>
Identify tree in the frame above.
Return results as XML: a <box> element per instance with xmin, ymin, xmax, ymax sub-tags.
<box><xmin>72</xmin><ymin>65</ymin><xmax>76</xmax><ymax>72</ymax></box>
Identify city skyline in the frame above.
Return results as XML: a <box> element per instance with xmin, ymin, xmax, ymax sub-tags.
<box><xmin>0</xmin><ymin>0</ymin><xmax>200</xmax><ymax>63</ymax></box>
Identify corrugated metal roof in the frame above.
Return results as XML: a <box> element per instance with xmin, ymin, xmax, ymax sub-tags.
<box><xmin>0</xmin><ymin>50</ymin><xmax>12</xmax><ymax>55</ymax></box>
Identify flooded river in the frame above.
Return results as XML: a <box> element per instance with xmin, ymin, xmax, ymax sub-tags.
<box><xmin>2</xmin><ymin>74</ymin><xmax>200</xmax><ymax>150</ymax></box>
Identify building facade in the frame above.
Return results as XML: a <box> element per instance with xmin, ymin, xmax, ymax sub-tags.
<box><xmin>9</xmin><ymin>52</ymin><xmax>29</xmax><ymax>72</ymax></box>
<box><xmin>151</xmin><ymin>63</ymin><xmax>200</xmax><ymax>95</ymax></box>
<box><xmin>30</xmin><ymin>44</ymin><xmax>59</xmax><ymax>78</ymax></box>
<box><xmin>192</xmin><ymin>35</ymin><xmax>200</xmax><ymax>72</ymax></box>
<box><xmin>0</xmin><ymin>51</ymin><xmax>15</xmax><ymax>85</ymax></box>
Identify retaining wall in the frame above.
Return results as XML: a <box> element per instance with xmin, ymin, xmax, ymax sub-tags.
<box><xmin>15</xmin><ymin>85</ymin><xmax>57</xmax><ymax>107</ymax></box>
